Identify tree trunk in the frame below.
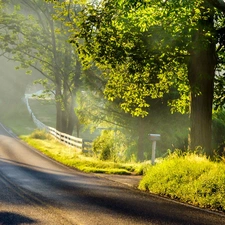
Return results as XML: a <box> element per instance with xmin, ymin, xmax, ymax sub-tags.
<box><xmin>55</xmin><ymin>93</ymin><xmax>76</xmax><ymax>135</ymax></box>
<box><xmin>137</xmin><ymin>117</ymin><xmax>149</xmax><ymax>161</ymax></box>
<box><xmin>55</xmin><ymin>84</ymin><xmax>63</xmax><ymax>133</ymax></box>
<box><xmin>188</xmin><ymin>66</ymin><xmax>215</xmax><ymax>156</ymax></box>
<box><xmin>188</xmin><ymin>3</ymin><xmax>216</xmax><ymax>156</ymax></box>
<box><xmin>137</xmin><ymin>125</ymin><xmax>144</xmax><ymax>161</ymax></box>
<box><xmin>65</xmin><ymin>94</ymin><xmax>76</xmax><ymax>135</ymax></box>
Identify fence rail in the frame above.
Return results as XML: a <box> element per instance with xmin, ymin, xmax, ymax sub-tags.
<box><xmin>24</xmin><ymin>94</ymin><xmax>91</xmax><ymax>152</ymax></box>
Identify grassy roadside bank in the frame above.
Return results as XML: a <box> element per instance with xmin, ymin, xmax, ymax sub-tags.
<box><xmin>139</xmin><ymin>152</ymin><xmax>225</xmax><ymax>213</ymax></box>
<box><xmin>20</xmin><ymin>130</ymin><xmax>145</xmax><ymax>175</ymax></box>
<box><xmin>20</xmin><ymin>128</ymin><xmax>225</xmax><ymax>213</ymax></box>
<box><xmin>0</xmin><ymin>101</ymin><xmax>145</xmax><ymax>174</ymax></box>
<box><xmin>19</xmin><ymin>129</ymin><xmax>225</xmax><ymax>213</ymax></box>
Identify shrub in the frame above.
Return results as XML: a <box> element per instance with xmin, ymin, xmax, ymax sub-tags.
<box><xmin>30</xmin><ymin>129</ymin><xmax>52</xmax><ymax>140</ymax></box>
<box><xmin>93</xmin><ymin>130</ymin><xmax>114</xmax><ymax>160</ymax></box>
<box><xmin>212</xmin><ymin>109</ymin><xmax>225</xmax><ymax>156</ymax></box>
<box><xmin>139</xmin><ymin>151</ymin><xmax>225</xmax><ymax>212</ymax></box>
<box><xmin>92</xmin><ymin>129</ymin><xmax>128</xmax><ymax>162</ymax></box>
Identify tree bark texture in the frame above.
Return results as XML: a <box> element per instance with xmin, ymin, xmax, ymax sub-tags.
<box><xmin>188</xmin><ymin>3</ymin><xmax>216</xmax><ymax>156</ymax></box>
<box><xmin>137</xmin><ymin>123</ymin><xmax>145</xmax><ymax>161</ymax></box>
<box><xmin>55</xmin><ymin>82</ymin><xmax>63</xmax><ymax>133</ymax></box>
<box><xmin>137</xmin><ymin>116</ymin><xmax>150</xmax><ymax>161</ymax></box>
<box><xmin>55</xmin><ymin>90</ymin><xmax>76</xmax><ymax>135</ymax></box>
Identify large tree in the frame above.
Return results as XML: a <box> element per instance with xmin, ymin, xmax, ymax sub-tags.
<box><xmin>64</xmin><ymin>0</ymin><xmax>225</xmax><ymax>157</ymax></box>
<box><xmin>0</xmin><ymin>0</ymin><xmax>82</xmax><ymax>135</ymax></box>
<box><xmin>45</xmin><ymin>0</ymin><xmax>225</xmax><ymax>157</ymax></box>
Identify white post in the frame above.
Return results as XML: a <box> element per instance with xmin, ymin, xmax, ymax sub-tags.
<box><xmin>149</xmin><ymin>134</ymin><xmax>160</xmax><ymax>165</ymax></box>
<box><xmin>151</xmin><ymin>140</ymin><xmax>156</xmax><ymax>165</ymax></box>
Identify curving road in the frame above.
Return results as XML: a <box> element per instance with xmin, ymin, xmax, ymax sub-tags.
<box><xmin>0</xmin><ymin>122</ymin><xmax>225</xmax><ymax>225</ymax></box>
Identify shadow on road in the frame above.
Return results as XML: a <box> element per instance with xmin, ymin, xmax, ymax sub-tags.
<box><xmin>0</xmin><ymin>134</ymin><xmax>224</xmax><ymax>225</ymax></box>
<box><xmin>0</xmin><ymin>212</ymin><xmax>37</xmax><ymax>225</ymax></box>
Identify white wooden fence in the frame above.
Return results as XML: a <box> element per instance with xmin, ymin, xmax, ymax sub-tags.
<box><xmin>24</xmin><ymin>94</ymin><xmax>91</xmax><ymax>152</ymax></box>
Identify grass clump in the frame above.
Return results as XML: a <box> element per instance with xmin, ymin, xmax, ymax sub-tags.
<box><xmin>139</xmin><ymin>151</ymin><xmax>225</xmax><ymax>212</ymax></box>
<box><xmin>30</xmin><ymin>129</ymin><xmax>52</xmax><ymax>140</ymax></box>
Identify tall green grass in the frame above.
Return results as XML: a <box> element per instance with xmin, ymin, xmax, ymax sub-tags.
<box><xmin>139</xmin><ymin>151</ymin><xmax>225</xmax><ymax>212</ymax></box>
<box><xmin>21</xmin><ymin>130</ymin><xmax>144</xmax><ymax>175</ymax></box>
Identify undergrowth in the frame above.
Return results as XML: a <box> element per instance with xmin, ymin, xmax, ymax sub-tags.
<box><xmin>139</xmin><ymin>151</ymin><xmax>225</xmax><ymax>212</ymax></box>
<box><xmin>21</xmin><ymin>130</ymin><xmax>144</xmax><ymax>175</ymax></box>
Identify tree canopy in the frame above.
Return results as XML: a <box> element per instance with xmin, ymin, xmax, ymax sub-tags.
<box><xmin>49</xmin><ymin>0</ymin><xmax>225</xmax><ymax>156</ymax></box>
<box><xmin>2</xmin><ymin>0</ymin><xmax>225</xmax><ymax>158</ymax></box>
<box><xmin>0</xmin><ymin>0</ymin><xmax>83</xmax><ymax>135</ymax></box>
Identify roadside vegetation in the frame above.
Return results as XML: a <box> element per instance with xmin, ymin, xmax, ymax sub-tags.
<box><xmin>1</xmin><ymin>99</ymin><xmax>146</xmax><ymax>175</ymax></box>
<box><xmin>2</xmin><ymin>98</ymin><xmax>225</xmax><ymax>213</ymax></box>
<box><xmin>1</xmin><ymin>0</ymin><xmax>225</xmax><ymax>216</ymax></box>
<box><xmin>139</xmin><ymin>151</ymin><xmax>225</xmax><ymax>212</ymax></box>
<box><xmin>21</xmin><ymin>129</ymin><xmax>144</xmax><ymax>175</ymax></box>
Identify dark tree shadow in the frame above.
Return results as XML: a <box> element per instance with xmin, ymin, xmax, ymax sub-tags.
<box><xmin>0</xmin><ymin>212</ymin><xmax>37</xmax><ymax>225</ymax></box>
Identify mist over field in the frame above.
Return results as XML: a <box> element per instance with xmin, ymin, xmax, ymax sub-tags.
<box><xmin>0</xmin><ymin>56</ymin><xmax>39</xmax><ymax>117</ymax></box>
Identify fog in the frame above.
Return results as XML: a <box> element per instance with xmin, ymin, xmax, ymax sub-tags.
<box><xmin>0</xmin><ymin>56</ymin><xmax>39</xmax><ymax>117</ymax></box>
<box><xmin>0</xmin><ymin>0</ymin><xmax>191</xmax><ymax>160</ymax></box>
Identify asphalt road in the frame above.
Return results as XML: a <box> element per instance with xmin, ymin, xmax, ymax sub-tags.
<box><xmin>0</xmin><ymin>122</ymin><xmax>225</xmax><ymax>225</ymax></box>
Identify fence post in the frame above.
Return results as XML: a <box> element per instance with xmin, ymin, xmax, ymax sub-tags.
<box><xmin>82</xmin><ymin>139</ymin><xmax>85</xmax><ymax>152</ymax></box>
<box><xmin>24</xmin><ymin>94</ymin><xmax>90</xmax><ymax>150</ymax></box>
<box><xmin>151</xmin><ymin>141</ymin><xmax>156</xmax><ymax>165</ymax></box>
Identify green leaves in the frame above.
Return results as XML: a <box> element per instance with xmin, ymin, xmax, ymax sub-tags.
<box><xmin>46</xmin><ymin>0</ymin><xmax>225</xmax><ymax>156</ymax></box>
<box><xmin>214</xmin><ymin>72</ymin><xmax>225</xmax><ymax>109</ymax></box>
<box><xmin>71</xmin><ymin>0</ymin><xmax>197</xmax><ymax>116</ymax></box>
<box><xmin>0</xmin><ymin>0</ymin><xmax>85</xmax><ymax>134</ymax></box>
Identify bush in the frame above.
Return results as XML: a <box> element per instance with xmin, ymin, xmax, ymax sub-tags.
<box><xmin>212</xmin><ymin>109</ymin><xmax>225</xmax><ymax>156</ymax></box>
<box><xmin>92</xmin><ymin>129</ymin><xmax>128</xmax><ymax>162</ymax></box>
<box><xmin>30</xmin><ymin>129</ymin><xmax>52</xmax><ymax>140</ymax></box>
<box><xmin>139</xmin><ymin>151</ymin><xmax>225</xmax><ymax>212</ymax></box>
<box><xmin>93</xmin><ymin>130</ymin><xmax>114</xmax><ymax>160</ymax></box>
